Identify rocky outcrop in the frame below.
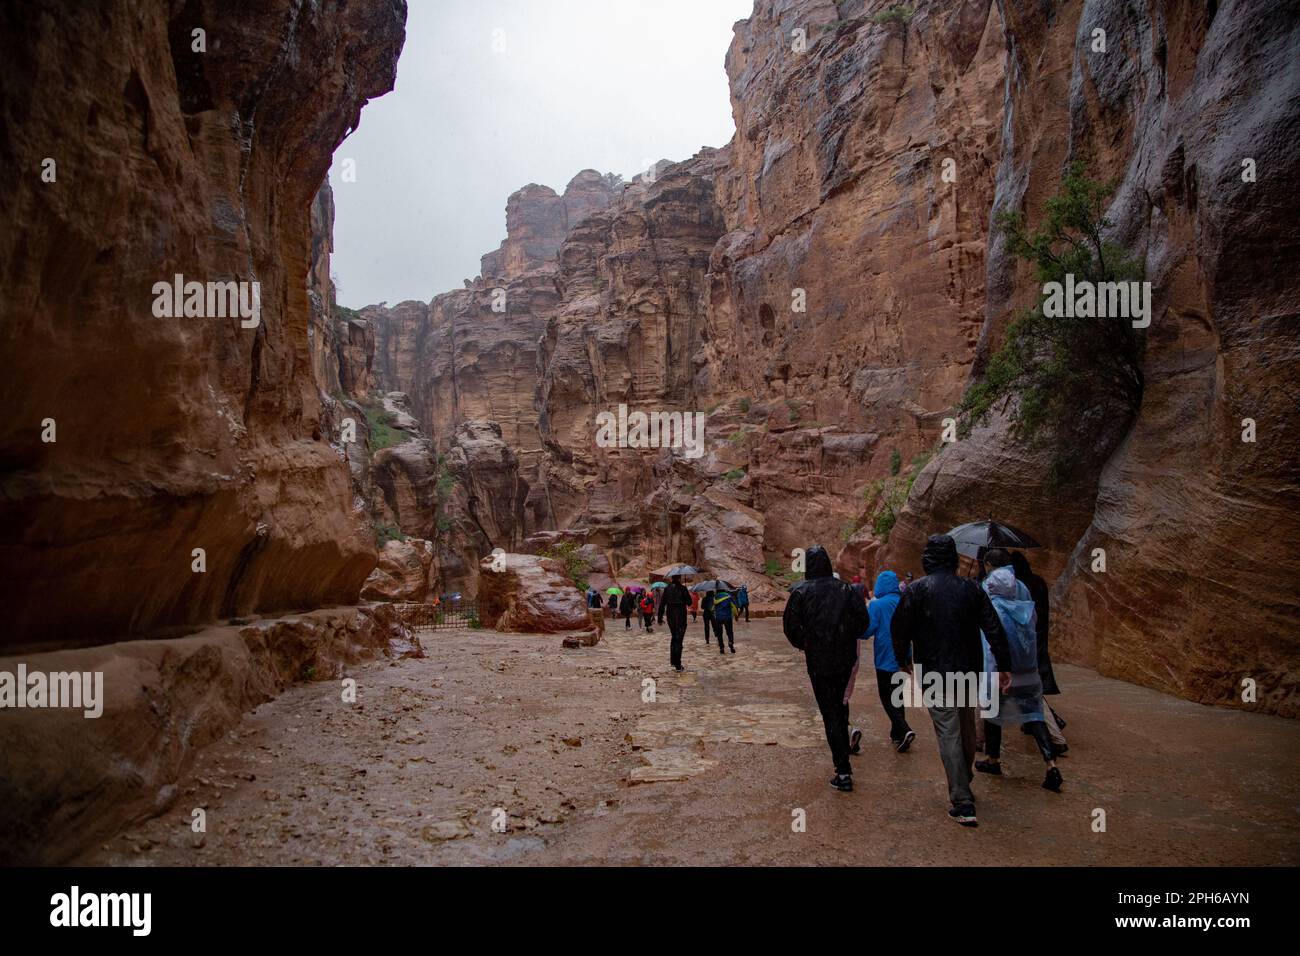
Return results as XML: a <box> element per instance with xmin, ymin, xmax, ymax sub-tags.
<box><xmin>480</xmin><ymin>170</ymin><xmax>619</xmax><ymax>281</ymax></box>
<box><xmin>0</xmin><ymin>603</ymin><xmax>418</xmax><ymax>865</ymax></box>
<box><xmin>360</xmin><ymin>538</ymin><xmax>435</xmax><ymax>602</ymax></box>
<box><xmin>0</xmin><ymin>0</ymin><xmax>407</xmax><ymax>649</ymax></box>
<box><xmin>477</xmin><ymin>553</ymin><xmax>592</xmax><ymax>634</ymax></box>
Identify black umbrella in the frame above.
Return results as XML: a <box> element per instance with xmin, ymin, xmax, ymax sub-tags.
<box><xmin>947</xmin><ymin>519</ymin><xmax>1041</xmax><ymax>559</ymax></box>
<box><xmin>690</xmin><ymin>579</ymin><xmax>734</xmax><ymax>592</ymax></box>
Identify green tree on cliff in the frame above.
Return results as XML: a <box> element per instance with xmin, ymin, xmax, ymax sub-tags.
<box><xmin>959</xmin><ymin>162</ymin><xmax>1147</xmax><ymax>486</ymax></box>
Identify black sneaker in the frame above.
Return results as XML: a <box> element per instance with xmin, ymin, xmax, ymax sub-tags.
<box><xmin>849</xmin><ymin>729</ymin><xmax>862</xmax><ymax>755</ymax></box>
<box><xmin>975</xmin><ymin>759</ymin><xmax>1002</xmax><ymax>775</ymax></box>
<box><xmin>729</xmin><ymin>645</ymin><xmax>735</xmax><ymax>654</ymax></box>
<box><xmin>948</xmin><ymin>805</ymin><xmax>978</xmax><ymax>827</ymax></box>
<box><xmin>1043</xmin><ymin>767</ymin><xmax>1063</xmax><ymax>792</ymax></box>
<box><xmin>673</xmin><ymin>665</ymin><xmax>684</xmax><ymax>671</ymax></box>
<box><xmin>830</xmin><ymin>773</ymin><xmax>853</xmax><ymax>792</ymax></box>
<box><xmin>895</xmin><ymin>730</ymin><xmax>916</xmax><ymax>754</ymax></box>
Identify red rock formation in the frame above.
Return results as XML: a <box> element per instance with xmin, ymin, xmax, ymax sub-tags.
<box><xmin>360</xmin><ymin>538</ymin><xmax>435</xmax><ymax>602</ymax></box>
<box><xmin>0</xmin><ymin>603</ymin><xmax>418</xmax><ymax>865</ymax></box>
<box><xmin>477</xmin><ymin>552</ymin><xmax>592</xmax><ymax>633</ymax></box>
<box><xmin>480</xmin><ymin>170</ymin><xmax>619</xmax><ymax>280</ymax></box>
<box><xmin>0</xmin><ymin>0</ymin><xmax>407</xmax><ymax>649</ymax></box>
<box><xmin>358</xmin><ymin>0</ymin><xmax>1299</xmax><ymax>714</ymax></box>
<box><xmin>890</xmin><ymin>0</ymin><xmax>1300</xmax><ymax>716</ymax></box>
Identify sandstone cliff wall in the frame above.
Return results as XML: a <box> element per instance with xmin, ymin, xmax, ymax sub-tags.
<box><xmin>0</xmin><ymin>0</ymin><xmax>407</xmax><ymax>649</ymax></box>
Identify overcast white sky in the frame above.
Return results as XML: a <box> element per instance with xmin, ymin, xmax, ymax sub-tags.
<box><xmin>327</xmin><ymin>0</ymin><xmax>754</xmax><ymax>309</ymax></box>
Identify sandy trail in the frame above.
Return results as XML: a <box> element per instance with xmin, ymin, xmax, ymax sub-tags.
<box><xmin>79</xmin><ymin>618</ymin><xmax>1300</xmax><ymax>866</ymax></box>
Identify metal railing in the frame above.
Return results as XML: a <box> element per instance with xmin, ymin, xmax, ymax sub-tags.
<box><xmin>394</xmin><ymin>602</ymin><xmax>480</xmax><ymax>631</ymax></box>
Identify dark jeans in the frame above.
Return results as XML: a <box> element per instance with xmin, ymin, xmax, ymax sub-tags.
<box><xmin>702</xmin><ymin>613</ymin><xmax>713</xmax><ymax>641</ymax></box>
<box><xmin>809</xmin><ymin>667</ymin><xmax>853</xmax><ymax>775</ymax></box>
<box><xmin>986</xmin><ymin>720</ymin><xmax>1054</xmax><ymax>763</ymax></box>
<box><xmin>712</xmin><ymin>616</ymin><xmax>734</xmax><ymax>649</ymax></box>
<box><xmin>641</xmin><ymin>612</ymin><xmax>654</xmax><ymax>630</ymax></box>
<box><xmin>624</xmin><ymin>613</ymin><xmax>632</xmax><ymax>629</ymax></box>
<box><xmin>874</xmin><ymin>668</ymin><xmax>913</xmax><ymax>741</ymax></box>
<box><xmin>663</xmin><ymin>609</ymin><xmax>687</xmax><ymax>667</ymax></box>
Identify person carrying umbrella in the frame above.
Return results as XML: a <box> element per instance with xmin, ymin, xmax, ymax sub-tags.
<box><xmin>657</xmin><ymin>574</ymin><xmax>692</xmax><ymax>671</ymax></box>
<box><xmin>782</xmin><ymin>546</ymin><xmax>870</xmax><ymax>792</ymax></box>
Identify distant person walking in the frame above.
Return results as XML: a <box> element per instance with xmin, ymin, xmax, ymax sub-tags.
<box><xmin>736</xmin><ymin>585</ymin><xmax>750</xmax><ymax>623</ymax></box>
<box><xmin>783</xmin><ymin>545</ymin><xmax>870</xmax><ymax>792</ymax></box>
<box><xmin>638</xmin><ymin>591</ymin><xmax>656</xmax><ymax>632</ymax></box>
<box><xmin>891</xmin><ymin>534</ymin><xmax>1012</xmax><ymax>827</ymax></box>
<box><xmin>712</xmin><ymin>588</ymin><xmax>737</xmax><ymax>654</ymax></box>
<box><xmin>690</xmin><ymin>589</ymin><xmax>700</xmax><ymax>623</ymax></box>
<box><xmin>853</xmin><ymin>570</ymin><xmax>915</xmax><ymax>754</ymax></box>
<box><xmin>701</xmin><ymin>590</ymin><xmax>715</xmax><ymax>643</ymax></box>
<box><xmin>657</xmin><ymin>575</ymin><xmax>692</xmax><ymax>671</ymax></box>
<box><xmin>974</xmin><ymin>567</ymin><xmax>1063</xmax><ymax>792</ymax></box>
<box><xmin>618</xmin><ymin>590</ymin><xmax>635</xmax><ymax>629</ymax></box>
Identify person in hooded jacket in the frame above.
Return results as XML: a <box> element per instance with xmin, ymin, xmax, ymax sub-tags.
<box><xmin>657</xmin><ymin>575</ymin><xmax>692</xmax><ymax>671</ymax></box>
<box><xmin>783</xmin><ymin>545</ymin><xmax>871</xmax><ymax>792</ymax></box>
<box><xmin>974</xmin><ymin>566</ymin><xmax>1063</xmax><ymax>792</ymax></box>
<box><xmin>1010</xmin><ymin>551</ymin><xmax>1067</xmax><ymax>747</ymax></box>
<box><xmin>857</xmin><ymin>570</ymin><xmax>916</xmax><ymax>753</ymax></box>
<box><xmin>618</xmin><ymin>589</ymin><xmax>636</xmax><ymax>629</ymax></box>
<box><xmin>891</xmin><ymin>534</ymin><xmax>1013</xmax><ymax>827</ymax></box>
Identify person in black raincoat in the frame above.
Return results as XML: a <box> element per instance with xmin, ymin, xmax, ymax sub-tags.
<box><xmin>783</xmin><ymin>545</ymin><xmax>870</xmax><ymax>792</ymax></box>
<box><xmin>891</xmin><ymin>534</ymin><xmax>1013</xmax><ymax>827</ymax></box>
<box><xmin>617</xmin><ymin>589</ymin><xmax>636</xmax><ymax>629</ymax></box>
<box><xmin>657</xmin><ymin>575</ymin><xmax>692</xmax><ymax>671</ymax></box>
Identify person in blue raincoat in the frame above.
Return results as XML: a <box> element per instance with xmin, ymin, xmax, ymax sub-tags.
<box><xmin>849</xmin><ymin>570</ymin><xmax>916</xmax><ymax>755</ymax></box>
<box><xmin>974</xmin><ymin>567</ymin><xmax>1063</xmax><ymax>792</ymax></box>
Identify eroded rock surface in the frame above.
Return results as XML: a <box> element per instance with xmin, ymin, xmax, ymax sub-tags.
<box><xmin>0</xmin><ymin>0</ymin><xmax>407</xmax><ymax>649</ymax></box>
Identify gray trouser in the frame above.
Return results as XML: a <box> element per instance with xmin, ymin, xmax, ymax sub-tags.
<box><xmin>926</xmin><ymin>704</ymin><xmax>978</xmax><ymax>808</ymax></box>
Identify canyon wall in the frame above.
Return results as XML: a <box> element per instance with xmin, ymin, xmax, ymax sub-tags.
<box><xmin>0</xmin><ymin>0</ymin><xmax>407</xmax><ymax>650</ymax></box>
<box><xmin>354</xmin><ymin>0</ymin><xmax>1296</xmax><ymax>712</ymax></box>
<box><xmin>890</xmin><ymin>0</ymin><xmax>1300</xmax><ymax>715</ymax></box>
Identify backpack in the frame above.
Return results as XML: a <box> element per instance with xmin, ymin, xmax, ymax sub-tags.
<box><xmin>713</xmin><ymin>593</ymin><xmax>734</xmax><ymax>622</ymax></box>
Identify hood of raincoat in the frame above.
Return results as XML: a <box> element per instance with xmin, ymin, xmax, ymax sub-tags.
<box><xmin>921</xmin><ymin>534</ymin><xmax>959</xmax><ymax>574</ymax></box>
<box><xmin>873</xmin><ymin>570</ymin><xmax>900</xmax><ymax>597</ymax></box>
<box><xmin>985</xmin><ymin>568</ymin><xmax>1035</xmax><ymax>626</ymax></box>
<box><xmin>805</xmin><ymin>545</ymin><xmax>834</xmax><ymax>579</ymax></box>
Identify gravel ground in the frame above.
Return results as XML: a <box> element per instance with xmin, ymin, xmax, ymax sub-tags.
<box><xmin>78</xmin><ymin>617</ymin><xmax>1300</xmax><ymax>866</ymax></box>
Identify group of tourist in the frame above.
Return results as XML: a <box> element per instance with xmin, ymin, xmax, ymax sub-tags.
<box><xmin>783</xmin><ymin>534</ymin><xmax>1066</xmax><ymax>828</ymax></box>
<box><xmin>588</xmin><ymin>579</ymin><xmax>750</xmax><ymax>671</ymax></box>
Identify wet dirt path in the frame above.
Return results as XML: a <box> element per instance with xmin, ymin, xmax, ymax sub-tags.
<box><xmin>80</xmin><ymin>618</ymin><xmax>1300</xmax><ymax>866</ymax></box>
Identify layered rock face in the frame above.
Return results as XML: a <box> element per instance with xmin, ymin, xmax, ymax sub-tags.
<box><xmin>0</xmin><ymin>0</ymin><xmax>407</xmax><ymax>649</ymax></box>
<box><xmin>480</xmin><ymin>170</ymin><xmax>620</xmax><ymax>281</ymax></box>
<box><xmin>0</xmin><ymin>604</ymin><xmax>418</xmax><ymax>865</ymax></box>
<box><xmin>358</xmin><ymin>0</ymin><xmax>1296</xmax><ymax>713</ymax></box>
<box><xmin>888</xmin><ymin>0</ymin><xmax>1300</xmax><ymax>715</ymax></box>
<box><xmin>477</xmin><ymin>553</ymin><xmax>594</xmax><ymax>634</ymax></box>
